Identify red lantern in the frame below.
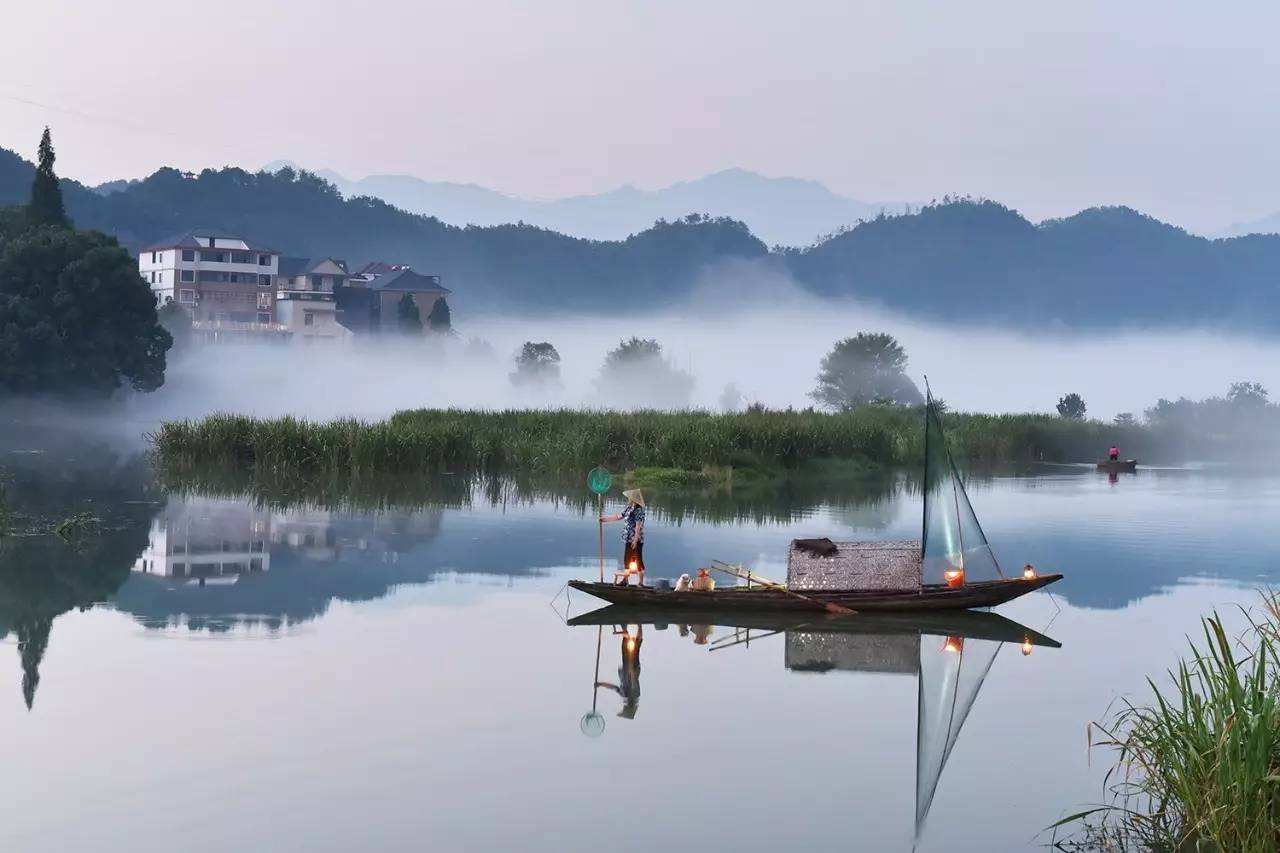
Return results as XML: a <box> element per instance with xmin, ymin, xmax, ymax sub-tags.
<box><xmin>944</xmin><ymin>568</ymin><xmax>965</xmax><ymax>588</ymax></box>
<box><xmin>1023</xmin><ymin>565</ymin><xmax>1036</xmax><ymax>580</ymax></box>
<box><xmin>943</xmin><ymin>636</ymin><xmax>964</xmax><ymax>654</ymax></box>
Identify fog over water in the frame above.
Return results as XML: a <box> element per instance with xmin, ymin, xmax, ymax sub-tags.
<box><xmin>112</xmin><ymin>286</ymin><xmax>1280</xmax><ymax>429</ymax></box>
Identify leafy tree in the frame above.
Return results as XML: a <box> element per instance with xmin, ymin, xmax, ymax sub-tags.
<box><xmin>462</xmin><ymin>336</ymin><xmax>495</xmax><ymax>362</ymax></box>
<box><xmin>596</xmin><ymin>337</ymin><xmax>695</xmax><ymax>408</ymax></box>
<box><xmin>1113</xmin><ymin>412</ymin><xmax>1136</xmax><ymax>426</ymax></box>
<box><xmin>157</xmin><ymin>299</ymin><xmax>193</xmax><ymax>353</ymax></box>
<box><xmin>718</xmin><ymin>382</ymin><xmax>743</xmax><ymax>412</ymax></box>
<box><xmin>28</xmin><ymin>128</ymin><xmax>68</xmax><ymax>228</ymax></box>
<box><xmin>396</xmin><ymin>292</ymin><xmax>422</xmax><ymax>334</ymax></box>
<box><xmin>510</xmin><ymin>341</ymin><xmax>562</xmax><ymax>388</ymax></box>
<box><xmin>810</xmin><ymin>332</ymin><xmax>923</xmax><ymax>410</ymax></box>
<box><xmin>1227</xmin><ymin>381</ymin><xmax>1268</xmax><ymax>409</ymax></box>
<box><xmin>1056</xmin><ymin>392</ymin><xmax>1087</xmax><ymax>420</ymax></box>
<box><xmin>0</xmin><ymin>226</ymin><xmax>171</xmax><ymax>395</ymax></box>
<box><xmin>427</xmin><ymin>296</ymin><xmax>452</xmax><ymax>333</ymax></box>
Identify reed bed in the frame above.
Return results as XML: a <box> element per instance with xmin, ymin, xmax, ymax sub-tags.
<box><xmin>152</xmin><ymin>406</ymin><xmax>1154</xmax><ymax>480</ymax></box>
<box><xmin>1052</xmin><ymin>594</ymin><xmax>1280</xmax><ymax>852</ymax></box>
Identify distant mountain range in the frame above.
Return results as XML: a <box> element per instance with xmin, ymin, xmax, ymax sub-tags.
<box><xmin>8</xmin><ymin>144</ymin><xmax>1280</xmax><ymax>330</ymax></box>
<box><xmin>257</xmin><ymin>161</ymin><xmax>904</xmax><ymax>247</ymax></box>
<box><xmin>1223</xmin><ymin>210</ymin><xmax>1280</xmax><ymax>238</ymax></box>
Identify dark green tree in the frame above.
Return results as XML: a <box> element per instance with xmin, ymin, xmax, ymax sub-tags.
<box><xmin>1113</xmin><ymin>412</ymin><xmax>1136</xmax><ymax>426</ymax></box>
<box><xmin>157</xmin><ymin>299</ymin><xmax>193</xmax><ymax>354</ymax></box>
<box><xmin>510</xmin><ymin>341</ymin><xmax>561</xmax><ymax>388</ymax></box>
<box><xmin>0</xmin><ymin>227</ymin><xmax>171</xmax><ymax>395</ymax></box>
<box><xmin>426</xmin><ymin>296</ymin><xmax>451</xmax><ymax>333</ymax></box>
<box><xmin>810</xmin><ymin>332</ymin><xmax>922</xmax><ymax>410</ymax></box>
<box><xmin>28</xmin><ymin>128</ymin><xmax>68</xmax><ymax>228</ymax></box>
<box><xmin>396</xmin><ymin>292</ymin><xmax>422</xmax><ymax>334</ymax></box>
<box><xmin>1227</xmin><ymin>381</ymin><xmax>1268</xmax><ymax>409</ymax></box>
<box><xmin>595</xmin><ymin>337</ymin><xmax>695</xmax><ymax>408</ymax></box>
<box><xmin>1056</xmin><ymin>392</ymin><xmax>1087</xmax><ymax>420</ymax></box>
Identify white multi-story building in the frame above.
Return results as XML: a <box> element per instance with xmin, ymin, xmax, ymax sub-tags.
<box><xmin>138</xmin><ymin>229</ymin><xmax>280</xmax><ymax>327</ymax></box>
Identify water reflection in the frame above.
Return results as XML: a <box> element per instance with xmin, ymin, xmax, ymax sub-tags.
<box><xmin>567</xmin><ymin>605</ymin><xmax>1060</xmax><ymax>845</ymax></box>
<box><xmin>118</xmin><ymin>496</ymin><xmax>446</xmax><ymax>632</ymax></box>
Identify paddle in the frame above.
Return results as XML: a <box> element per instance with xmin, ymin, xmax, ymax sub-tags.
<box><xmin>710</xmin><ymin>560</ymin><xmax>856</xmax><ymax>615</ymax></box>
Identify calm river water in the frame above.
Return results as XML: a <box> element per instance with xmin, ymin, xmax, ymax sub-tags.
<box><xmin>1</xmin><ymin>426</ymin><xmax>1276</xmax><ymax>852</ymax></box>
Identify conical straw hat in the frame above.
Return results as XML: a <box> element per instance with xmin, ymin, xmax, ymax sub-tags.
<box><xmin>622</xmin><ymin>489</ymin><xmax>645</xmax><ymax>507</ymax></box>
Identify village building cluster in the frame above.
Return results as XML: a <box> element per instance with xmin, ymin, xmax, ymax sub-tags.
<box><xmin>137</xmin><ymin>229</ymin><xmax>451</xmax><ymax>343</ymax></box>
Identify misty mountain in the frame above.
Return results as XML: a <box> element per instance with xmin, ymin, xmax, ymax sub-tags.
<box><xmin>8</xmin><ymin>147</ymin><xmax>1280</xmax><ymax>329</ymax></box>
<box><xmin>263</xmin><ymin>160</ymin><xmax>897</xmax><ymax>246</ymax></box>
<box><xmin>1222</xmin><ymin>210</ymin><xmax>1280</xmax><ymax>238</ymax></box>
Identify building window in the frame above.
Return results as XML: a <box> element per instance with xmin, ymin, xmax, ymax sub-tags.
<box><xmin>173</xmin><ymin>562</ymin><xmax>186</xmax><ymax>574</ymax></box>
<box><xmin>179</xmin><ymin>289</ymin><xmax>196</xmax><ymax>303</ymax></box>
<box><xmin>181</xmin><ymin>269</ymin><xmax>194</xmax><ymax>282</ymax></box>
<box><xmin>257</xmin><ymin>312</ymin><xmax>271</xmax><ymax>324</ymax></box>
<box><xmin>258</xmin><ymin>274</ymin><xmax>271</xmax><ymax>287</ymax></box>
<box><xmin>258</xmin><ymin>254</ymin><xmax>271</xmax><ymax>266</ymax></box>
<box><xmin>148</xmin><ymin>271</ymin><xmax>155</xmax><ymax>283</ymax></box>
<box><xmin>182</xmin><ymin>249</ymin><xmax>195</xmax><ymax>261</ymax></box>
<box><xmin>231</xmin><ymin>251</ymin><xmax>250</xmax><ymax>264</ymax></box>
<box><xmin>229</xmin><ymin>273</ymin><xmax>240</xmax><ymax>283</ymax></box>
<box><xmin>304</xmin><ymin>312</ymin><xmax>314</xmax><ymax>326</ymax></box>
<box><xmin>150</xmin><ymin>251</ymin><xmax>157</xmax><ymax>263</ymax></box>
<box><xmin>257</xmin><ymin>293</ymin><xmax>272</xmax><ymax>309</ymax></box>
<box><xmin>200</xmin><ymin>250</ymin><xmax>227</xmax><ymax>263</ymax></box>
<box><xmin>157</xmin><ymin>271</ymin><xmax>164</xmax><ymax>283</ymax></box>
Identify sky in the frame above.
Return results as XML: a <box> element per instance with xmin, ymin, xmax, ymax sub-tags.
<box><xmin>1</xmin><ymin>1</ymin><xmax>1277</xmax><ymax>233</ymax></box>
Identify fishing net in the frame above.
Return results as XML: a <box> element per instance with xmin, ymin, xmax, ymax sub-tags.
<box><xmin>921</xmin><ymin>392</ymin><xmax>1003</xmax><ymax>585</ymax></box>
<box><xmin>914</xmin><ymin>631</ymin><xmax>1003</xmax><ymax>840</ymax></box>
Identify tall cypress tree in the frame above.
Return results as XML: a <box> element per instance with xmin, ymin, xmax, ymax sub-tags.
<box><xmin>29</xmin><ymin>127</ymin><xmax>69</xmax><ymax>228</ymax></box>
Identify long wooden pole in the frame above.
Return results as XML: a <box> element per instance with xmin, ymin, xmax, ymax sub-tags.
<box><xmin>597</xmin><ymin>493</ymin><xmax>604</xmax><ymax>582</ymax></box>
<box><xmin>710</xmin><ymin>561</ymin><xmax>856</xmax><ymax>615</ymax></box>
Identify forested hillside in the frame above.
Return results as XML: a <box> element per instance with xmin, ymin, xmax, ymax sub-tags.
<box><xmin>4</xmin><ymin>147</ymin><xmax>1280</xmax><ymax>327</ymax></box>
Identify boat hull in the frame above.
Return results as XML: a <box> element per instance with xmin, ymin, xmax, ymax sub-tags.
<box><xmin>1096</xmin><ymin>459</ymin><xmax>1137</xmax><ymax>472</ymax></box>
<box><xmin>567</xmin><ymin>604</ymin><xmax>1062</xmax><ymax>647</ymax></box>
<box><xmin>567</xmin><ymin>574</ymin><xmax>1062</xmax><ymax>613</ymax></box>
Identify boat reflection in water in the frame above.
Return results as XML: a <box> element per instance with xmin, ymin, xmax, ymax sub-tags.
<box><xmin>568</xmin><ymin>604</ymin><xmax>1061</xmax><ymax>845</ymax></box>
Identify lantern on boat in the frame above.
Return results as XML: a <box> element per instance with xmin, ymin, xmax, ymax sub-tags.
<box><xmin>943</xmin><ymin>568</ymin><xmax>965</xmax><ymax>588</ymax></box>
<box><xmin>1023</xmin><ymin>564</ymin><xmax>1036</xmax><ymax>580</ymax></box>
<box><xmin>942</xmin><ymin>636</ymin><xmax>964</xmax><ymax>654</ymax></box>
<box><xmin>628</xmin><ymin>559</ymin><xmax>639</xmax><ymax>573</ymax></box>
<box><xmin>1021</xmin><ymin>635</ymin><xmax>1033</xmax><ymax>656</ymax></box>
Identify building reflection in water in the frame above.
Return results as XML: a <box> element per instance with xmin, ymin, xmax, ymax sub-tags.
<box><xmin>133</xmin><ymin>498</ymin><xmax>271</xmax><ymax>584</ymax></box>
<box><xmin>119</xmin><ymin>496</ymin><xmax>445</xmax><ymax>632</ymax></box>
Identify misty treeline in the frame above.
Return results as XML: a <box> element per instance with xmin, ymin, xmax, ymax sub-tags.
<box><xmin>10</xmin><ymin>144</ymin><xmax>1280</xmax><ymax>327</ymax></box>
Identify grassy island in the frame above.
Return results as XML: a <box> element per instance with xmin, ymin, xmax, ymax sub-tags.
<box><xmin>152</xmin><ymin>406</ymin><xmax>1151</xmax><ymax>483</ymax></box>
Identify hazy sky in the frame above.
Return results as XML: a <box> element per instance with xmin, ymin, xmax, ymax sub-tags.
<box><xmin>1</xmin><ymin>1</ymin><xmax>1277</xmax><ymax>232</ymax></box>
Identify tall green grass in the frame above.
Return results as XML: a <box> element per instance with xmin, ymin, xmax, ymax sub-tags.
<box><xmin>1052</xmin><ymin>594</ymin><xmax>1280</xmax><ymax>852</ymax></box>
<box><xmin>152</xmin><ymin>406</ymin><xmax>1153</xmax><ymax>479</ymax></box>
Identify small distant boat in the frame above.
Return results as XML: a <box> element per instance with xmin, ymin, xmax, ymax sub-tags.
<box><xmin>1096</xmin><ymin>458</ymin><xmax>1138</xmax><ymax>473</ymax></box>
<box><xmin>574</xmin><ymin>384</ymin><xmax>1063</xmax><ymax>613</ymax></box>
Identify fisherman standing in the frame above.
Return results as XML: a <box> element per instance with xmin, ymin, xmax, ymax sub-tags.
<box><xmin>601</xmin><ymin>489</ymin><xmax>646</xmax><ymax>586</ymax></box>
<box><xmin>1108</xmin><ymin>445</ymin><xmax>1120</xmax><ymax>461</ymax></box>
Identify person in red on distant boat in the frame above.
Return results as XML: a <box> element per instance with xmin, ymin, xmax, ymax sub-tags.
<box><xmin>1108</xmin><ymin>445</ymin><xmax>1120</xmax><ymax>461</ymax></box>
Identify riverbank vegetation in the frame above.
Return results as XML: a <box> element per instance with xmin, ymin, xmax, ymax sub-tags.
<box><xmin>1052</xmin><ymin>594</ymin><xmax>1280</xmax><ymax>852</ymax></box>
<box><xmin>153</xmin><ymin>405</ymin><xmax>1152</xmax><ymax>482</ymax></box>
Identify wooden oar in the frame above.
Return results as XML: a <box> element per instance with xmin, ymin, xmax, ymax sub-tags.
<box><xmin>710</xmin><ymin>560</ymin><xmax>855</xmax><ymax>615</ymax></box>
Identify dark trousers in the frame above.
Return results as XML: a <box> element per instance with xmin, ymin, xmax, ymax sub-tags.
<box><xmin>623</xmin><ymin>541</ymin><xmax>645</xmax><ymax>574</ymax></box>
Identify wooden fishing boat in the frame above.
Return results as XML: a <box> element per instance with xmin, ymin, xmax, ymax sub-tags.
<box><xmin>574</xmin><ymin>382</ymin><xmax>1066</xmax><ymax>615</ymax></box>
<box><xmin>566</xmin><ymin>602</ymin><xmax>1062</xmax><ymax>647</ymax></box>
<box><xmin>1096</xmin><ymin>458</ymin><xmax>1137</xmax><ymax>472</ymax></box>
<box><xmin>569</xmin><ymin>573</ymin><xmax>1062</xmax><ymax>613</ymax></box>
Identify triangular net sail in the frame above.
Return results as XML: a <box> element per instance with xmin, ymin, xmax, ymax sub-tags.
<box><xmin>914</xmin><ymin>632</ymin><xmax>1003</xmax><ymax>841</ymax></box>
<box><xmin>920</xmin><ymin>389</ymin><xmax>1003</xmax><ymax>585</ymax></box>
